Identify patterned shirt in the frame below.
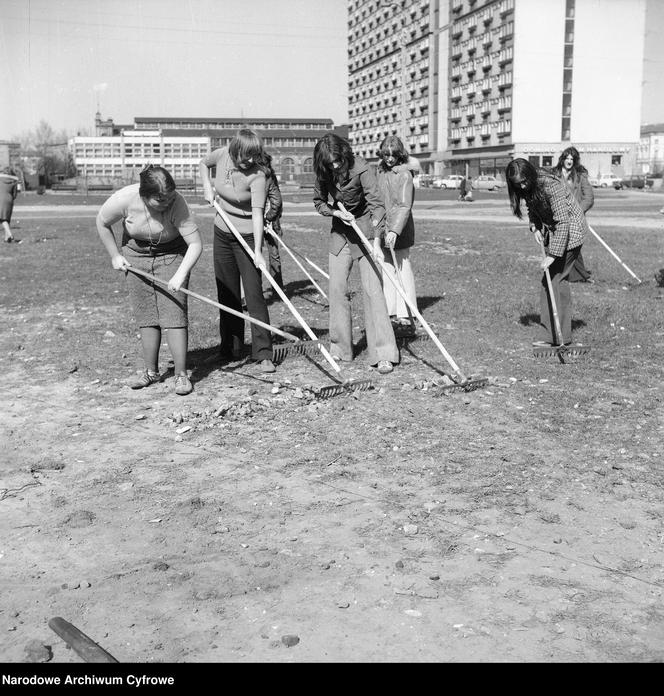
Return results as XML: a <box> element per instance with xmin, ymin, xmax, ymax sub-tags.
<box><xmin>528</xmin><ymin>171</ymin><xmax>588</xmax><ymax>257</ymax></box>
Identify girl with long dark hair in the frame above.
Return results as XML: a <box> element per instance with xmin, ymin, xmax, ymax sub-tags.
<box><xmin>313</xmin><ymin>133</ymin><xmax>399</xmax><ymax>374</ymax></box>
<box><xmin>552</xmin><ymin>146</ymin><xmax>594</xmax><ymax>282</ymax></box>
<box><xmin>199</xmin><ymin>129</ymin><xmax>276</xmax><ymax>373</ymax></box>
<box><xmin>505</xmin><ymin>157</ymin><xmax>589</xmax><ymax>347</ymax></box>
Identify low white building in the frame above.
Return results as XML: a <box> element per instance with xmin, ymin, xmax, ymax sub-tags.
<box><xmin>637</xmin><ymin>123</ymin><xmax>664</xmax><ymax>176</ymax></box>
<box><xmin>70</xmin><ymin>130</ymin><xmax>210</xmax><ymax>185</ymax></box>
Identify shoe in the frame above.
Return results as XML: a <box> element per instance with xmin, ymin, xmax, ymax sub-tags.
<box><xmin>259</xmin><ymin>359</ymin><xmax>276</xmax><ymax>373</ymax></box>
<box><xmin>131</xmin><ymin>370</ymin><xmax>161</xmax><ymax>389</ymax></box>
<box><xmin>174</xmin><ymin>373</ymin><xmax>193</xmax><ymax>395</ymax></box>
<box><xmin>376</xmin><ymin>360</ymin><xmax>393</xmax><ymax>374</ymax></box>
<box><xmin>532</xmin><ymin>340</ymin><xmax>552</xmax><ymax>347</ymax></box>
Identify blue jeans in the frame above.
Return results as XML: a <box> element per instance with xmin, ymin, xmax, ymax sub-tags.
<box><xmin>328</xmin><ymin>244</ymin><xmax>399</xmax><ymax>365</ymax></box>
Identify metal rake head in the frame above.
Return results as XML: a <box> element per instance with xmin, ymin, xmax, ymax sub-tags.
<box><xmin>272</xmin><ymin>340</ymin><xmax>321</xmax><ymax>364</ymax></box>
<box><xmin>436</xmin><ymin>376</ymin><xmax>488</xmax><ymax>395</ymax></box>
<box><xmin>315</xmin><ymin>378</ymin><xmax>374</xmax><ymax>400</ymax></box>
<box><xmin>533</xmin><ymin>344</ymin><xmax>590</xmax><ymax>360</ymax></box>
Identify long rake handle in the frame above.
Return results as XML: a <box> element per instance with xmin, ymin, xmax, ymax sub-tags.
<box><xmin>266</xmin><ymin>226</ymin><xmax>328</xmax><ymax>299</ymax></box>
<box><xmin>301</xmin><ymin>254</ymin><xmax>330</xmax><ymax>280</ymax></box>
<box><xmin>337</xmin><ymin>202</ymin><xmax>465</xmax><ymax>379</ymax></box>
<box><xmin>539</xmin><ymin>240</ymin><xmax>564</xmax><ymax>346</ymax></box>
<box><xmin>587</xmin><ymin>224</ymin><xmax>641</xmax><ymax>283</ymax></box>
<box><xmin>126</xmin><ymin>267</ymin><xmax>302</xmax><ymax>343</ymax></box>
<box><xmin>388</xmin><ymin>246</ymin><xmax>417</xmax><ymax>331</ymax></box>
<box><xmin>212</xmin><ymin>197</ymin><xmax>342</xmax><ymax>376</ymax></box>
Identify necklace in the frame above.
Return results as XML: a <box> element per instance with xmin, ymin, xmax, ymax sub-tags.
<box><xmin>142</xmin><ymin>200</ymin><xmax>163</xmax><ymax>249</ymax></box>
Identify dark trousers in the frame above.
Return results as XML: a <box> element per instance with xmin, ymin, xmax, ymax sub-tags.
<box><xmin>213</xmin><ymin>226</ymin><xmax>272</xmax><ymax>361</ymax></box>
<box><xmin>539</xmin><ymin>245</ymin><xmax>581</xmax><ymax>345</ymax></box>
<box><xmin>568</xmin><ymin>249</ymin><xmax>591</xmax><ymax>282</ymax></box>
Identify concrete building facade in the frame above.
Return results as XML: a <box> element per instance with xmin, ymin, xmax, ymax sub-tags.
<box><xmin>347</xmin><ymin>0</ymin><xmax>646</xmax><ymax>179</ymax></box>
<box><xmin>637</xmin><ymin>123</ymin><xmax>664</xmax><ymax>176</ymax></box>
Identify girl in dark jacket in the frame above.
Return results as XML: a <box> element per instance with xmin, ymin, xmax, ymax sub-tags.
<box><xmin>552</xmin><ymin>146</ymin><xmax>594</xmax><ymax>282</ymax></box>
<box><xmin>506</xmin><ymin>158</ymin><xmax>589</xmax><ymax>347</ymax></box>
<box><xmin>375</xmin><ymin>135</ymin><xmax>417</xmax><ymax>330</ymax></box>
<box><xmin>313</xmin><ymin>133</ymin><xmax>399</xmax><ymax>374</ymax></box>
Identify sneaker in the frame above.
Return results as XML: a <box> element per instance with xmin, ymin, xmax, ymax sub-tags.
<box><xmin>259</xmin><ymin>359</ymin><xmax>276</xmax><ymax>373</ymax></box>
<box><xmin>174</xmin><ymin>373</ymin><xmax>193</xmax><ymax>395</ymax></box>
<box><xmin>532</xmin><ymin>340</ymin><xmax>552</xmax><ymax>347</ymax></box>
<box><xmin>376</xmin><ymin>360</ymin><xmax>393</xmax><ymax>374</ymax></box>
<box><xmin>131</xmin><ymin>370</ymin><xmax>161</xmax><ymax>389</ymax></box>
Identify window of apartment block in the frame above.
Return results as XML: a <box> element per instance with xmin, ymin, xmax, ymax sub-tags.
<box><xmin>611</xmin><ymin>155</ymin><xmax>622</xmax><ymax>165</ymax></box>
<box><xmin>542</xmin><ymin>156</ymin><xmax>553</xmax><ymax>167</ymax></box>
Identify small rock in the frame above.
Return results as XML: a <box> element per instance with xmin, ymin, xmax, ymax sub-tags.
<box><xmin>104</xmin><ymin>330</ymin><xmax>115</xmax><ymax>338</ymax></box>
<box><xmin>403</xmin><ymin>524</ymin><xmax>418</xmax><ymax>536</ymax></box>
<box><xmin>292</xmin><ymin>388</ymin><xmax>304</xmax><ymax>399</ymax></box>
<box><xmin>153</xmin><ymin>562</ymin><xmax>170</xmax><ymax>571</ymax></box>
<box><xmin>24</xmin><ymin>640</ymin><xmax>52</xmax><ymax>663</ymax></box>
<box><xmin>176</xmin><ymin>425</ymin><xmax>191</xmax><ymax>434</ymax></box>
<box><xmin>135</xmin><ymin>414</ymin><xmax>146</xmax><ymax>421</ymax></box>
<box><xmin>337</xmin><ymin>601</ymin><xmax>350</xmax><ymax>609</ymax></box>
<box><xmin>429</xmin><ymin>574</ymin><xmax>440</xmax><ymax>581</ymax></box>
<box><xmin>404</xmin><ymin>610</ymin><xmax>422</xmax><ymax>618</ymax></box>
<box><xmin>395</xmin><ymin>560</ymin><xmax>405</xmax><ymax>569</ymax></box>
<box><xmin>281</xmin><ymin>634</ymin><xmax>300</xmax><ymax>647</ymax></box>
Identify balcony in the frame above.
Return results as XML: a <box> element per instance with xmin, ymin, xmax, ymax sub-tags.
<box><xmin>497</xmin><ymin>96</ymin><xmax>511</xmax><ymax>112</ymax></box>
<box><xmin>498</xmin><ymin>72</ymin><xmax>512</xmax><ymax>87</ymax></box>
<box><xmin>497</xmin><ymin>119</ymin><xmax>512</xmax><ymax>134</ymax></box>
<box><xmin>480</xmin><ymin>101</ymin><xmax>492</xmax><ymax>115</ymax></box>
<box><xmin>498</xmin><ymin>47</ymin><xmax>513</xmax><ymax>64</ymax></box>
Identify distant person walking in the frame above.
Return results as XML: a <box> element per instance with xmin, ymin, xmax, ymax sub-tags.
<box><xmin>313</xmin><ymin>132</ymin><xmax>399</xmax><ymax>374</ymax></box>
<box><xmin>505</xmin><ymin>158</ymin><xmax>589</xmax><ymax>347</ymax></box>
<box><xmin>458</xmin><ymin>176</ymin><xmax>473</xmax><ymax>202</ymax></box>
<box><xmin>552</xmin><ymin>146</ymin><xmax>594</xmax><ymax>282</ymax></box>
<box><xmin>96</xmin><ymin>165</ymin><xmax>202</xmax><ymax>395</ymax></box>
<box><xmin>199</xmin><ymin>129</ymin><xmax>276</xmax><ymax>373</ymax></box>
<box><xmin>0</xmin><ymin>167</ymin><xmax>19</xmax><ymax>243</ymax></box>
<box><xmin>374</xmin><ymin>135</ymin><xmax>417</xmax><ymax>332</ymax></box>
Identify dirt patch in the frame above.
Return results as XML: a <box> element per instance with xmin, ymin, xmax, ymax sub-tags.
<box><xmin>1</xmin><ymin>200</ymin><xmax>664</xmax><ymax>663</ymax></box>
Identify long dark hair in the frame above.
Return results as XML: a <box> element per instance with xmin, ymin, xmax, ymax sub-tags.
<box><xmin>505</xmin><ymin>158</ymin><xmax>548</xmax><ymax>225</ymax></box>
<box><xmin>138</xmin><ymin>164</ymin><xmax>176</xmax><ymax>199</ymax></box>
<box><xmin>228</xmin><ymin>129</ymin><xmax>271</xmax><ymax>174</ymax></box>
<box><xmin>377</xmin><ymin>135</ymin><xmax>409</xmax><ymax>171</ymax></box>
<box><xmin>313</xmin><ymin>133</ymin><xmax>354</xmax><ymax>186</ymax></box>
<box><xmin>553</xmin><ymin>146</ymin><xmax>588</xmax><ymax>182</ymax></box>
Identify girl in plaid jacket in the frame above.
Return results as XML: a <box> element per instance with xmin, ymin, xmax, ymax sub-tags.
<box><xmin>506</xmin><ymin>158</ymin><xmax>589</xmax><ymax>347</ymax></box>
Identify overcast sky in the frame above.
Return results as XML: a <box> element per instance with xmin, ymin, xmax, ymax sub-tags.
<box><xmin>1</xmin><ymin>0</ymin><xmax>663</xmax><ymax>140</ymax></box>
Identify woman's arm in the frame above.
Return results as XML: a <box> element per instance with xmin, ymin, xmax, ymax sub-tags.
<box><xmin>264</xmin><ymin>177</ymin><xmax>283</xmax><ymax>223</ymax></box>
<box><xmin>359</xmin><ymin>167</ymin><xmax>386</xmax><ymax>238</ymax></box>
<box><xmin>95</xmin><ymin>213</ymin><xmax>129</xmax><ymax>271</ymax></box>
<box><xmin>389</xmin><ymin>171</ymin><xmax>414</xmax><ymax>236</ymax></box>
<box><xmin>198</xmin><ymin>150</ymin><xmax>220</xmax><ymax>204</ymax></box>
<box><xmin>313</xmin><ymin>178</ymin><xmax>335</xmax><ymax>217</ymax></box>
<box><xmin>168</xmin><ymin>230</ymin><xmax>203</xmax><ymax>291</ymax></box>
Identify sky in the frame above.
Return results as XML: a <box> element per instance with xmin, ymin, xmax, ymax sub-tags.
<box><xmin>0</xmin><ymin>0</ymin><xmax>349</xmax><ymax>140</ymax></box>
<box><xmin>1</xmin><ymin>0</ymin><xmax>663</xmax><ymax>141</ymax></box>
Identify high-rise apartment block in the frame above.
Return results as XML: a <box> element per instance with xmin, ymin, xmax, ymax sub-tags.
<box><xmin>348</xmin><ymin>0</ymin><xmax>647</xmax><ymax>178</ymax></box>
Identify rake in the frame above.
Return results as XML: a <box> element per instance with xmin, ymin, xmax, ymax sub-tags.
<box><xmin>533</xmin><ymin>239</ymin><xmax>591</xmax><ymax>361</ymax></box>
<box><xmin>265</xmin><ymin>224</ymin><xmax>328</xmax><ymax>301</ymax></box>
<box><xmin>281</xmin><ymin>242</ymin><xmax>330</xmax><ymax>281</ymax></box>
<box><xmin>587</xmin><ymin>224</ymin><xmax>641</xmax><ymax>284</ymax></box>
<box><xmin>212</xmin><ymin>196</ymin><xmax>373</xmax><ymax>398</ymax></box>
<box><xmin>126</xmin><ymin>267</ymin><xmax>318</xmax><ymax>363</ymax></box>
<box><xmin>337</xmin><ymin>202</ymin><xmax>487</xmax><ymax>393</ymax></box>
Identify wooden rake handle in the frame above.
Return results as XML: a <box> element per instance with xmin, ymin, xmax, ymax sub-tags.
<box><xmin>211</xmin><ymin>197</ymin><xmax>342</xmax><ymax>376</ymax></box>
<box><xmin>337</xmin><ymin>202</ymin><xmax>466</xmax><ymax>380</ymax></box>
<box><xmin>125</xmin><ymin>266</ymin><xmax>302</xmax><ymax>343</ymax></box>
<box><xmin>265</xmin><ymin>225</ymin><xmax>328</xmax><ymax>299</ymax></box>
<box><xmin>48</xmin><ymin>617</ymin><xmax>118</xmax><ymax>663</ymax></box>
<box><xmin>538</xmin><ymin>239</ymin><xmax>564</xmax><ymax>346</ymax></box>
<box><xmin>587</xmin><ymin>224</ymin><xmax>641</xmax><ymax>283</ymax></box>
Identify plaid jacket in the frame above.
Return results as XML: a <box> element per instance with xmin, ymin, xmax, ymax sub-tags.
<box><xmin>529</xmin><ymin>170</ymin><xmax>588</xmax><ymax>257</ymax></box>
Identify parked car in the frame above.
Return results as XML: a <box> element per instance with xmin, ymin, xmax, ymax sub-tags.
<box><xmin>432</xmin><ymin>174</ymin><xmax>464</xmax><ymax>189</ymax></box>
<box><xmin>472</xmin><ymin>175</ymin><xmax>505</xmax><ymax>191</ymax></box>
<box><xmin>416</xmin><ymin>174</ymin><xmax>436</xmax><ymax>188</ymax></box>
<box><xmin>589</xmin><ymin>173</ymin><xmax>622</xmax><ymax>188</ymax></box>
<box><xmin>613</xmin><ymin>175</ymin><xmax>653</xmax><ymax>190</ymax></box>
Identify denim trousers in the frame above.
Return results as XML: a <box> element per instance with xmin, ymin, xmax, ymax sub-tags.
<box><xmin>539</xmin><ymin>245</ymin><xmax>581</xmax><ymax>345</ymax></box>
<box><xmin>328</xmin><ymin>244</ymin><xmax>399</xmax><ymax>365</ymax></box>
<box><xmin>213</xmin><ymin>226</ymin><xmax>272</xmax><ymax>361</ymax></box>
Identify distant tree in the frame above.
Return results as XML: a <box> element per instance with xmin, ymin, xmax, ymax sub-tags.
<box><xmin>15</xmin><ymin>120</ymin><xmax>73</xmax><ymax>185</ymax></box>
